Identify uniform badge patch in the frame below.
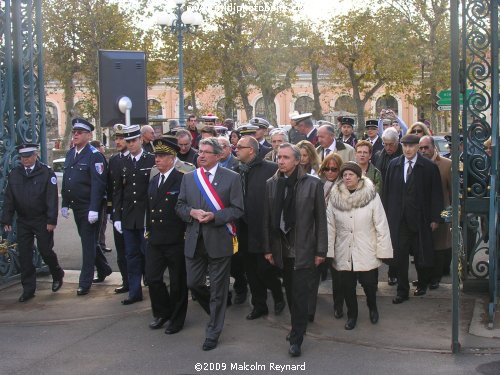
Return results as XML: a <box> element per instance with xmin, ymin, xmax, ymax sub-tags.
<box><xmin>51</xmin><ymin>176</ymin><xmax>57</xmax><ymax>185</ymax></box>
<box><xmin>95</xmin><ymin>163</ymin><xmax>104</xmax><ymax>175</ymax></box>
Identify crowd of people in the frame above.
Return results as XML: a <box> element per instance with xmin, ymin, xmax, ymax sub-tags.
<box><xmin>4</xmin><ymin>109</ymin><xmax>487</xmax><ymax>358</ymax></box>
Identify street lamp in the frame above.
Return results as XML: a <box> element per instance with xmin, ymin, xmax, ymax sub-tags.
<box><xmin>156</xmin><ymin>0</ymin><xmax>203</xmax><ymax>127</ymax></box>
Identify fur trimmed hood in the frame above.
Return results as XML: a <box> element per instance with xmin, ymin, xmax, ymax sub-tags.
<box><xmin>329</xmin><ymin>176</ymin><xmax>376</xmax><ymax>211</ymax></box>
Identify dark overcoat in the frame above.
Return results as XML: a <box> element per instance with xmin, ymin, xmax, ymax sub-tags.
<box><xmin>381</xmin><ymin>154</ymin><xmax>443</xmax><ymax>267</ymax></box>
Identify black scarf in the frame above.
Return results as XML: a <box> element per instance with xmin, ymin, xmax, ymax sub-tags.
<box><xmin>274</xmin><ymin>167</ymin><xmax>298</xmax><ymax>232</ymax></box>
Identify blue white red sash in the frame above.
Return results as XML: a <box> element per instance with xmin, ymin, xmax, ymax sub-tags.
<box><xmin>193</xmin><ymin>168</ymin><xmax>237</xmax><ymax>237</ymax></box>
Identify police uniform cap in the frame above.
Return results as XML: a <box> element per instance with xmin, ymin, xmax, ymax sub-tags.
<box><xmin>123</xmin><ymin>124</ymin><xmax>141</xmax><ymax>141</ymax></box>
<box><xmin>201</xmin><ymin>114</ymin><xmax>218</xmax><ymax>123</ymax></box>
<box><xmin>400</xmin><ymin>134</ymin><xmax>420</xmax><ymax>144</ymax></box>
<box><xmin>365</xmin><ymin>119</ymin><xmax>379</xmax><ymax>129</ymax></box>
<box><xmin>237</xmin><ymin>124</ymin><xmax>259</xmax><ymax>136</ymax></box>
<box><xmin>113</xmin><ymin>123</ymin><xmax>125</xmax><ymax>137</ymax></box>
<box><xmin>250</xmin><ymin>117</ymin><xmax>270</xmax><ymax>129</ymax></box>
<box><xmin>214</xmin><ymin>125</ymin><xmax>228</xmax><ymax>135</ymax></box>
<box><xmin>152</xmin><ymin>138</ymin><xmax>179</xmax><ymax>155</ymax></box>
<box><xmin>341</xmin><ymin>117</ymin><xmax>355</xmax><ymax>127</ymax></box>
<box><xmin>72</xmin><ymin>118</ymin><xmax>94</xmax><ymax>132</ymax></box>
<box><xmin>291</xmin><ymin>112</ymin><xmax>312</xmax><ymax>124</ymax></box>
<box><xmin>16</xmin><ymin>143</ymin><xmax>39</xmax><ymax>157</ymax></box>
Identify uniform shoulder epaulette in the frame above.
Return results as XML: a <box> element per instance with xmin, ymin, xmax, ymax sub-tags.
<box><xmin>89</xmin><ymin>145</ymin><xmax>99</xmax><ymax>153</ymax></box>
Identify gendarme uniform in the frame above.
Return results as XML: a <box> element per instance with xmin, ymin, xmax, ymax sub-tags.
<box><xmin>1</xmin><ymin>143</ymin><xmax>64</xmax><ymax>302</ymax></box>
<box><xmin>112</xmin><ymin>124</ymin><xmax>155</xmax><ymax>304</ymax></box>
<box><xmin>61</xmin><ymin>118</ymin><xmax>111</xmax><ymax>295</ymax></box>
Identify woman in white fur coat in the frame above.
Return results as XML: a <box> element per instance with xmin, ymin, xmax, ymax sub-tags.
<box><xmin>326</xmin><ymin>161</ymin><xmax>393</xmax><ymax>330</ymax></box>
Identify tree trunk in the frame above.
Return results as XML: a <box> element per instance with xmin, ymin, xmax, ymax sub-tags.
<box><xmin>62</xmin><ymin>76</ymin><xmax>75</xmax><ymax>149</ymax></box>
<box><xmin>311</xmin><ymin>62</ymin><xmax>323</xmax><ymax>120</ymax></box>
<box><xmin>262</xmin><ymin>88</ymin><xmax>277</xmax><ymax>125</ymax></box>
<box><xmin>236</xmin><ymin>70</ymin><xmax>253</xmax><ymax>120</ymax></box>
<box><xmin>189</xmin><ymin>88</ymin><xmax>198</xmax><ymax>116</ymax></box>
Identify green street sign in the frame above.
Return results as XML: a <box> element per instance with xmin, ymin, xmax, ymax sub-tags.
<box><xmin>437</xmin><ymin>89</ymin><xmax>474</xmax><ymax>106</ymax></box>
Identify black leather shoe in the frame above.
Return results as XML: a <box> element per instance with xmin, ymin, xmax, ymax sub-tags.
<box><xmin>274</xmin><ymin>300</ymin><xmax>286</xmax><ymax>315</ymax></box>
<box><xmin>344</xmin><ymin>318</ymin><xmax>357</xmax><ymax>330</ymax></box>
<box><xmin>234</xmin><ymin>292</ymin><xmax>247</xmax><ymax>305</ymax></box>
<box><xmin>429</xmin><ymin>282</ymin><xmax>440</xmax><ymax>290</ymax></box>
<box><xmin>18</xmin><ymin>293</ymin><xmax>35</xmax><ymax>302</ymax></box>
<box><xmin>121</xmin><ymin>298</ymin><xmax>143</xmax><ymax>305</ymax></box>
<box><xmin>411</xmin><ymin>280</ymin><xmax>419</xmax><ymax>287</ymax></box>
<box><xmin>369</xmin><ymin>309</ymin><xmax>379</xmax><ymax>324</ymax></box>
<box><xmin>202</xmin><ymin>338</ymin><xmax>218</xmax><ymax>351</ymax></box>
<box><xmin>414</xmin><ymin>288</ymin><xmax>427</xmax><ymax>296</ymax></box>
<box><xmin>388</xmin><ymin>277</ymin><xmax>397</xmax><ymax>286</ymax></box>
<box><xmin>334</xmin><ymin>310</ymin><xmax>344</xmax><ymax>319</ymax></box>
<box><xmin>288</xmin><ymin>344</ymin><xmax>301</xmax><ymax>357</ymax></box>
<box><xmin>149</xmin><ymin>317</ymin><xmax>169</xmax><ymax>330</ymax></box>
<box><xmin>114</xmin><ymin>286</ymin><xmax>129</xmax><ymax>294</ymax></box>
<box><xmin>52</xmin><ymin>278</ymin><xmax>63</xmax><ymax>292</ymax></box>
<box><xmin>392</xmin><ymin>295</ymin><xmax>409</xmax><ymax>304</ymax></box>
<box><xmin>77</xmin><ymin>287</ymin><xmax>90</xmax><ymax>296</ymax></box>
<box><xmin>165</xmin><ymin>326</ymin><xmax>182</xmax><ymax>335</ymax></box>
<box><xmin>93</xmin><ymin>271</ymin><xmax>111</xmax><ymax>283</ymax></box>
<box><xmin>246</xmin><ymin>309</ymin><xmax>268</xmax><ymax>320</ymax></box>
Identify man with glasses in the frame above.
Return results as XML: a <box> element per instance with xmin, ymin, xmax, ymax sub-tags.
<box><xmin>61</xmin><ymin>118</ymin><xmax>111</xmax><ymax>296</ymax></box>
<box><xmin>217</xmin><ymin>137</ymin><xmax>239</xmax><ymax>171</ymax></box>
<box><xmin>113</xmin><ymin>124</ymin><xmax>155</xmax><ymax>305</ymax></box>
<box><xmin>176</xmin><ymin>137</ymin><xmax>244</xmax><ymax>351</ymax></box>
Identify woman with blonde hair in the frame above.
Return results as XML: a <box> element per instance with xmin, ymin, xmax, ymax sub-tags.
<box><xmin>407</xmin><ymin>122</ymin><xmax>431</xmax><ymax>139</ymax></box>
<box><xmin>297</xmin><ymin>140</ymin><xmax>320</xmax><ymax>177</ymax></box>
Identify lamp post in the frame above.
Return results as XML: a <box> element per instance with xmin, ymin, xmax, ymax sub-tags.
<box><xmin>156</xmin><ymin>0</ymin><xmax>202</xmax><ymax>127</ymax></box>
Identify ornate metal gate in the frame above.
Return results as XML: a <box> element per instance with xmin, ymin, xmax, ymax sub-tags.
<box><xmin>0</xmin><ymin>0</ymin><xmax>46</xmax><ymax>280</ymax></box>
<box><xmin>451</xmin><ymin>0</ymin><xmax>499</xmax><ymax>352</ymax></box>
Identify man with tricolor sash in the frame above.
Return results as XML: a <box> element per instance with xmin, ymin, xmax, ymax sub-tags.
<box><xmin>176</xmin><ymin>137</ymin><xmax>244</xmax><ymax>351</ymax></box>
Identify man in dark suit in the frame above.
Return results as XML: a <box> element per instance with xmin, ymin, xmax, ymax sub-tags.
<box><xmin>337</xmin><ymin>117</ymin><xmax>358</xmax><ymax>147</ymax></box>
<box><xmin>175</xmin><ymin>128</ymin><xmax>198</xmax><ymax>166</ymax></box>
<box><xmin>250</xmin><ymin>117</ymin><xmax>272</xmax><ymax>148</ymax></box>
<box><xmin>61</xmin><ymin>118</ymin><xmax>111</xmax><ymax>296</ymax></box>
<box><xmin>382</xmin><ymin>134</ymin><xmax>443</xmax><ymax>304</ymax></box>
<box><xmin>235</xmin><ymin>136</ymin><xmax>285</xmax><ymax>320</ymax></box>
<box><xmin>176</xmin><ymin>137</ymin><xmax>244</xmax><ymax>351</ymax></box>
<box><xmin>239</xmin><ymin>124</ymin><xmax>272</xmax><ymax>159</ymax></box>
<box><xmin>107</xmin><ymin>124</ymin><xmax>129</xmax><ymax>294</ymax></box>
<box><xmin>145</xmin><ymin>138</ymin><xmax>188</xmax><ymax>334</ymax></box>
<box><xmin>2</xmin><ymin>143</ymin><xmax>64</xmax><ymax>302</ymax></box>
<box><xmin>294</xmin><ymin>113</ymin><xmax>318</xmax><ymax>146</ymax></box>
<box><xmin>113</xmin><ymin>124</ymin><xmax>155</xmax><ymax>305</ymax></box>
<box><xmin>365</xmin><ymin>120</ymin><xmax>384</xmax><ymax>164</ymax></box>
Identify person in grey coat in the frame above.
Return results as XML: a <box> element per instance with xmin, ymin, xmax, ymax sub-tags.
<box><xmin>175</xmin><ymin>137</ymin><xmax>244</xmax><ymax>351</ymax></box>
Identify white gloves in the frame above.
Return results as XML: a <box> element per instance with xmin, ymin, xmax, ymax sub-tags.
<box><xmin>114</xmin><ymin>221</ymin><xmax>123</xmax><ymax>234</ymax></box>
<box><xmin>107</xmin><ymin>214</ymin><xmax>112</xmax><ymax>223</ymax></box>
<box><xmin>61</xmin><ymin>207</ymin><xmax>69</xmax><ymax>219</ymax></box>
<box><xmin>88</xmin><ymin>211</ymin><xmax>99</xmax><ymax>224</ymax></box>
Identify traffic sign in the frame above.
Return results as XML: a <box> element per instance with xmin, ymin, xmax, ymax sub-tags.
<box><xmin>437</xmin><ymin>105</ymin><xmax>463</xmax><ymax>111</ymax></box>
<box><xmin>436</xmin><ymin>89</ymin><xmax>474</xmax><ymax>106</ymax></box>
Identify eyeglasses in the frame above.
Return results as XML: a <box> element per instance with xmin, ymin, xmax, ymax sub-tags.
<box><xmin>235</xmin><ymin>146</ymin><xmax>252</xmax><ymax>150</ymax></box>
<box><xmin>72</xmin><ymin>130</ymin><xmax>86</xmax><ymax>135</ymax></box>
<box><xmin>412</xmin><ymin>129</ymin><xmax>424</xmax><ymax>134</ymax></box>
<box><xmin>323</xmin><ymin>167</ymin><xmax>339</xmax><ymax>172</ymax></box>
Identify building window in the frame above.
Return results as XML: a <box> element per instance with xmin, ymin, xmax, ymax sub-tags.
<box><xmin>254</xmin><ymin>97</ymin><xmax>275</xmax><ymax>118</ymax></box>
<box><xmin>334</xmin><ymin>95</ymin><xmax>357</xmax><ymax>114</ymax></box>
<box><xmin>375</xmin><ymin>95</ymin><xmax>398</xmax><ymax>115</ymax></box>
<box><xmin>148</xmin><ymin>99</ymin><xmax>163</xmax><ymax>118</ymax></box>
<box><xmin>294</xmin><ymin>96</ymin><xmax>315</xmax><ymax>114</ymax></box>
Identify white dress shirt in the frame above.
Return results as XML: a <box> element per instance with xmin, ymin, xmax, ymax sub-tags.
<box><xmin>404</xmin><ymin>154</ymin><xmax>418</xmax><ymax>183</ymax></box>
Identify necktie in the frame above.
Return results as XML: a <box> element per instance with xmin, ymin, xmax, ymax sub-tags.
<box><xmin>159</xmin><ymin>174</ymin><xmax>165</xmax><ymax>188</ymax></box>
<box><xmin>74</xmin><ymin>150</ymin><xmax>79</xmax><ymax>160</ymax></box>
<box><xmin>132</xmin><ymin>157</ymin><xmax>137</xmax><ymax>168</ymax></box>
<box><xmin>324</xmin><ymin>149</ymin><xmax>330</xmax><ymax>158</ymax></box>
<box><xmin>26</xmin><ymin>168</ymin><xmax>31</xmax><ymax>175</ymax></box>
<box><xmin>205</xmin><ymin>170</ymin><xmax>211</xmax><ymax>183</ymax></box>
<box><xmin>406</xmin><ymin>160</ymin><xmax>413</xmax><ymax>181</ymax></box>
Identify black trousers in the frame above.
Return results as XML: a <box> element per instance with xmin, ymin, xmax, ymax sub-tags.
<box><xmin>145</xmin><ymin>242</ymin><xmax>188</xmax><ymax>330</ymax></box>
<box><xmin>388</xmin><ymin>265</ymin><xmax>398</xmax><ymax>279</ymax></box>
<box><xmin>185</xmin><ymin>239</ymin><xmax>231</xmax><ymax>341</ymax></box>
<box><xmin>73</xmin><ymin>207</ymin><xmax>111</xmax><ymax>289</ymax></box>
<box><xmin>397</xmin><ymin>220</ymin><xmax>418</xmax><ymax>297</ymax></box>
<box><xmin>330</xmin><ymin>266</ymin><xmax>345</xmax><ymax>314</ymax></box>
<box><xmin>431</xmin><ymin>248</ymin><xmax>450</xmax><ymax>283</ymax></box>
<box><xmin>338</xmin><ymin>268</ymin><xmax>378</xmax><ymax>320</ymax></box>
<box><xmin>282</xmin><ymin>257</ymin><xmax>313</xmax><ymax>346</ymax></box>
<box><xmin>244</xmin><ymin>252</ymin><xmax>284</xmax><ymax>312</ymax></box>
<box><xmin>308</xmin><ymin>262</ymin><xmax>328</xmax><ymax>319</ymax></box>
<box><xmin>230</xmin><ymin>250</ymin><xmax>248</xmax><ymax>295</ymax></box>
<box><xmin>17</xmin><ymin>220</ymin><xmax>64</xmax><ymax>295</ymax></box>
<box><xmin>113</xmin><ymin>227</ymin><xmax>128</xmax><ymax>287</ymax></box>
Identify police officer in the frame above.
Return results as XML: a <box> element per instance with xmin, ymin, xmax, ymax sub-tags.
<box><xmin>145</xmin><ymin>138</ymin><xmax>188</xmax><ymax>333</ymax></box>
<box><xmin>113</xmin><ymin>124</ymin><xmax>155</xmax><ymax>305</ymax></box>
<box><xmin>2</xmin><ymin>143</ymin><xmax>65</xmax><ymax>302</ymax></box>
<box><xmin>107</xmin><ymin>124</ymin><xmax>129</xmax><ymax>294</ymax></box>
<box><xmin>61</xmin><ymin>118</ymin><xmax>111</xmax><ymax>296</ymax></box>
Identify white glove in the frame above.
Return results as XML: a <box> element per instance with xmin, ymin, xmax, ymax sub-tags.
<box><xmin>114</xmin><ymin>221</ymin><xmax>123</xmax><ymax>234</ymax></box>
<box><xmin>61</xmin><ymin>207</ymin><xmax>69</xmax><ymax>219</ymax></box>
<box><xmin>107</xmin><ymin>214</ymin><xmax>112</xmax><ymax>223</ymax></box>
<box><xmin>88</xmin><ymin>211</ymin><xmax>99</xmax><ymax>224</ymax></box>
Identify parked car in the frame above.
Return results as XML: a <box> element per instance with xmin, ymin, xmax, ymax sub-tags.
<box><xmin>433</xmin><ymin>136</ymin><xmax>451</xmax><ymax>157</ymax></box>
<box><xmin>52</xmin><ymin>158</ymin><xmax>65</xmax><ymax>177</ymax></box>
